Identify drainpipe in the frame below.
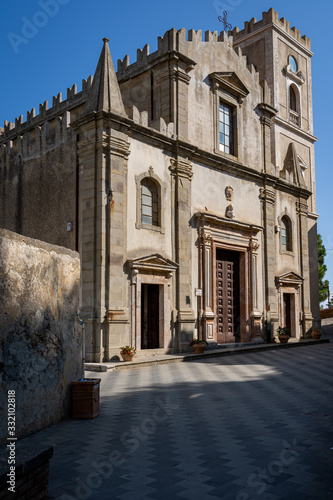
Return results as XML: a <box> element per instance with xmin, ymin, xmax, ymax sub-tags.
<box><xmin>77</xmin><ymin>315</ymin><xmax>85</xmax><ymax>379</ymax></box>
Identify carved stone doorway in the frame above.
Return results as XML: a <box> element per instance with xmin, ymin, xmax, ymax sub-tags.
<box><xmin>276</xmin><ymin>272</ymin><xmax>302</xmax><ymax>340</ymax></box>
<box><xmin>141</xmin><ymin>284</ymin><xmax>160</xmax><ymax>349</ymax></box>
<box><xmin>283</xmin><ymin>293</ymin><xmax>292</xmax><ymax>333</ymax></box>
<box><xmin>216</xmin><ymin>248</ymin><xmax>241</xmax><ymax>343</ymax></box>
<box><xmin>128</xmin><ymin>254</ymin><xmax>177</xmax><ymax>351</ymax></box>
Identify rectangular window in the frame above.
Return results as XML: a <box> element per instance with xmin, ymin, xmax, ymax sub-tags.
<box><xmin>141</xmin><ymin>185</ymin><xmax>153</xmax><ymax>225</ymax></box>
<box><xmin>281</xmin><ymin>227</ymin><xmax>286</xmax><ymax>250</ymax></box>
<box><xmin>141</xmin><ymin>181</ymin><xmax>159</xmax><ymax>226</ymax></box>
<box><xmin>219</xmin><ymin>102</ymin><xmax>234</xmax><ymax>155</ymax></box>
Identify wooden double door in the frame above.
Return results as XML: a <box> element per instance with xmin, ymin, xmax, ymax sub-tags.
<box><xmin>216</xmin><ymin>249</ymin><xmax>240</xmax><ymax>343</ymax></box>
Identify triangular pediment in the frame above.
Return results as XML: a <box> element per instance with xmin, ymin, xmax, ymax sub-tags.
<box><xmin>276</xmin><ymin>271</ymin><xmax>303</xmax><ymax>286</ymax></box>
<box><xmin>128</xmin><ymin>254</ymin><xmax>178</xmax><ymax>272</ymax></box>
<box><xmin>209</xmin><ymin>72</ymin><xmax>250</xmax><ymax>100</ymax></box>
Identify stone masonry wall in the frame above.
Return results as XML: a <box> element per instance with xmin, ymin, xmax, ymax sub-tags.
<box><xmin>0</xmin><ymin>229</ymin><xmax>81</xmax><ymax>442</ymax></box>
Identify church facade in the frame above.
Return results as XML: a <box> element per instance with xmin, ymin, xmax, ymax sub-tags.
<box><xmin>0</xmin><ymin>8</ymin><xmax>320</xmax><ymax>362</ymax></box>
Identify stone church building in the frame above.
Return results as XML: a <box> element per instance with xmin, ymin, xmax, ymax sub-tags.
<box><xmin>0</xmin><ymin>8</ymin><xmax>320</xmax><ymax>362</ymax></box>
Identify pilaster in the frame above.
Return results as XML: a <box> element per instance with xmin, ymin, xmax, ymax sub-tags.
<box><xmin>260</xmin><ymin>185</ymin><xmax>278</xmax><ymax>341</ymax></box>
<box><xmin>199</xmin><ymin>229</ymin><xmax>215</xmax><ymax>342</ymax></box>
<box><xmin>170</xmin><ymin>157</ymin><xmax>195</xmax><ymax>349</ymax></box>
<box><xmin>296</xmin><ymin>199</ymin><xmax>313</xmax><ymax>337</ymax></box>
<box><xmin>155</xmin><ymin>53</ymin><xmax>195</xmax><ymax>141</ymax></box>
<box><xmin>258</xmin><ymin>99</ymin><xmax>278</xmax><ymax>176</ymax></box>
<box><xmin>73</xmin><ymin>112</ymin><xmax>130</xmax><ymax>362</ymax></box>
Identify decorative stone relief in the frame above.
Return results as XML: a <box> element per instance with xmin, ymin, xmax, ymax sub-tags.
<box><xmin>250</xmin><ymin>241</ymin><xmax>260</xmax><ymax>252</ymax></box>
<box><xmin>225</xmin><ymin>204</ymin><xmax>235</xmax><ymax>219</ymax></box>
<box><xmin>225</xmin><ymin>185</ymin><xmax>234</xmax><ymax>202</ymax></box>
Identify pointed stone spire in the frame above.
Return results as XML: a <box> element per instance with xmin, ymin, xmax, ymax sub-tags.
<box><xmin>85</xmin><ymin>38</ymin><xmax>126</xmax><ymax>116</ymax></box>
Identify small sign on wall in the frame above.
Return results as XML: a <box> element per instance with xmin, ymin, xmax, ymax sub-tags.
<box><xmin>195</xmin><ymin>289</ymin><xmax>202</xmax><ymax>297</ymax></box>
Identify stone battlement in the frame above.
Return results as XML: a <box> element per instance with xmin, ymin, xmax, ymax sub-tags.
<box><xmin>118</xmin><ymin>29</ymin><xmax>237</xmax><ymax>78</ymax></box>
<box><xmin>117</xmin><ymin>9</ymin><xmax>311</xmax><ymax>80</ymax></box>
<box><xmin>0</xmin><ymin>76</ymin><xmax>93</xmax><ymax>142</ymax></box>
<box><xmin>230</xmin><ymin>7</ymin><xmax>311</xmax><ymax>50</ymax></box>
<box><xmin>117</xmin><ymin>27</ymin><xmax>261</xmax><ymax>85</ymax></box>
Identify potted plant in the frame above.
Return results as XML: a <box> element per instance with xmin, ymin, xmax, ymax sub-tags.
<box><xmin>277</xmin><ymin>326</ymin><xmax>291</xmax><ymax>344</ymax></box>
<box><xmin>120</xmin><ymin>346</ymin><xmax>136</xmax><ymax>361</ymax></box>
<box><xmin>311</xmin><ymin>327</ymin><xmax>322</xmax><ymax>340</ymax></box>
<box><xmin>189</xmin><ymin>338</ymin><xmax>208</xmax><ymax>354</ymax></box>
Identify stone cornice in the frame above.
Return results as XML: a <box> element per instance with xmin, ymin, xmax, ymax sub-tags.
<box><xmin>169</xmin><ymin>158</ymin><xmax>193</xmax><ymax>180</ymax></box>
<box><xmin>258</xmin><ymin>102</ymin><xmax>278</xmax><ymax>119</ymax></box>
<box><xmin>108</xmin><ymin>136</ymin><xmax>130</xmax><ymax>158</ymax></box>
<box><xmin>273</xmin><ymin>116</ymin><xmax>317</xmax><ymax>143</ymax></box>
<box><xmin>308</xmin><ymin>211</ymin><xmax>319</xmax><ymax>220</ymax></box>
<box><xmin>118</xmin><ymin>50</ymin><xmax>196</xmax><ymax>84</ymax></box>
<box><xmin>283</xmin><ymin>65</ymin><xmax>305</xmax><ymax>85</ymax></box>
<box><xmin>196</xmin><ymin>212</ymin><xmax>263</xmax><ymax>234</ymax></box>
<box><xmin>72</xmin><ymin>111</ymin><xmax>313</xmax><ymax>200</ymax></box>
<box><xmin>260</xmin><ymin>186</ymin><xmax>276</xmax><ymax>204</ymax></box>
<box><xmin>296</xmin><ymin>200</ymin><xmax>309</xmax><ymax>216</ymax></box>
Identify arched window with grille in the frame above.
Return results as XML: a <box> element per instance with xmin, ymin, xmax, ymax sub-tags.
<box><xmin>141</xmin><ymin>178</ymin><xmax>159</xmax><ymax>226</ymax></box>
<box><xmin>281</xmin><ymin>215</ymin><xmax>292</xmax><ymax>252</ymax></box>
<box><xmin>289</xmin><ymin>85</ymin><xmax>300</xmax><ymax>126</ymax></box>
<box><xmin>290</xmin><ymin>86</ymin><xmax>297</xmax><ymax>112</ymax></box>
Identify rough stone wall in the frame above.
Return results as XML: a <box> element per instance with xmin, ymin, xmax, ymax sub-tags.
<box><xmin>0</xmin><ymin>131</ymin><xmax>78</xmax><ymax>251</ymax></box>
<box><xmin>0</xmin><ymin>229</ymin><xmax>81</xmax><ymax>442</ymax></box>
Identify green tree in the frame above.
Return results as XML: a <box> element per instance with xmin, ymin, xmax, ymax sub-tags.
<box><xmin>318</xmin><ymin>234</ymin><xmax>329</xmax><ymax>303</ymax></box>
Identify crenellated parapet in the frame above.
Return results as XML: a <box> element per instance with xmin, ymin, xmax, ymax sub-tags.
<box><xmin>230</xmin><ymin>7</ymin><xmax>311</xmax><ymax>51</ymax></box>
<box><xmin>0</xmin><ymin>112</ymin><xmax>74</xmax><ymax>162</ymax></box>
<box><xmin>127</xmin><ymin>106</ymin><xmax>175</xmax><ymax>138</ymax></box>
<box><xmin>117</xmin><ymin>27</ymin><xmax>261</xmax><ymax>83</ymax></box>
<box><xmin>0</xmin><ymin>76</ymin><xmax>93</xmax><ymax>144</ymax></box>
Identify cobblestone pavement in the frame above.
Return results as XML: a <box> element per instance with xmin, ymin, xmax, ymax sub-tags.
<box><xmin>27</xmin><ymin>340</ymin><xmax>333</xmax><ymax>500</ymax></box>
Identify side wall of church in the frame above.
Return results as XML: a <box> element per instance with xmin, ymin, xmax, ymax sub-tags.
<box><xmin>0</xmin><ymin>81</ymin><xmax>93</xmax><ymax>250</ymax></box>
<box><xmin>0</xmin><ymin>137</ymin><xmax>77</xmax><ymax>250</ymax></box>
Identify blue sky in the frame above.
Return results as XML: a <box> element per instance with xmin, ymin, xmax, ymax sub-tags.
<box><xmin>1</xmin><ymin>0</ymin><xmax>332</xmax><ymax>298</ymax></box>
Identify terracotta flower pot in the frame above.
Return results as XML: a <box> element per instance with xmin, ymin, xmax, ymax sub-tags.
<box><xmin>278</xmin><ymin>334</ymin><xmax>289</xmax><ymax>344</ymax></box>
<box><xmin>192</xmin><ymin>343</ymin><xmax>206</xmax><ymax>354</ymax></box>
<box><xmin>121</xmin><ymin>353</ymin><xmax>135</xmax><ymax>362</ymax></box>
<box><xmin>311</xmin><ymin>330</ymin><xmax>322</xmax><ymax>340</ymax></box>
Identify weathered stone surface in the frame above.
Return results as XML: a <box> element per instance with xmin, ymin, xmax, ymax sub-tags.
<box><xmin>0</xmin><ymin>229</ymin><xmax>81</xmax><ymax>441</ymax></box>
<box><xmin>0</xmin><ymin>8</ymin><xmax>320</xmax><ymax>361</ymax></box>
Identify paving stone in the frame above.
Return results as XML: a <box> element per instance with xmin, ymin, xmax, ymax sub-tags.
<box><xmin>20</xmin><ymin>342</ymin><xmax>333</xmax><ymax>499</ymax></box>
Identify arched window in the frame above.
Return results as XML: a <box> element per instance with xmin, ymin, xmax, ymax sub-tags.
<box><xmin>141</xmin><ymin>178</ymin><xmax>159</xmax><ymax>226</ymax></box>
<box><xmin>290</xmin><ymin>86</ymin><xmax>297</xmax><ymax>112</ymax></box>
<box><xmin>281</xmin><ymin>216</ymin><xmax>292</xmax><ymax>252</ymax></box>
<box><xmin>289</xmin><ymin>85</ymin><xmax>300</xmax><ymax>126</ymax></box>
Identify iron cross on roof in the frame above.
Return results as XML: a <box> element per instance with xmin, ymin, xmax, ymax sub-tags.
<box><xmin>218</xmin><ymin>10</ymin><xmax>232</xmax><ymax>31</ymax></box>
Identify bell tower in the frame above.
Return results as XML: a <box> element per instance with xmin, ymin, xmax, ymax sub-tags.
<box><xmin>231</xmin><ymin>8</ymin><xmax>320</xmax><ymax>335</ymax></box>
